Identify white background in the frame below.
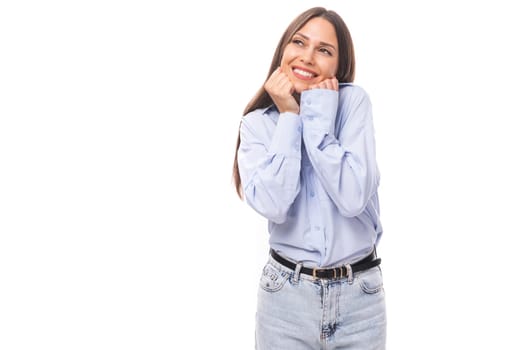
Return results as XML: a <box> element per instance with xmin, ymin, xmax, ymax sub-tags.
<box><xmin>1</xmin><ymin>0</ymin><xmax>524</xmax><ymax>349</ymax></box>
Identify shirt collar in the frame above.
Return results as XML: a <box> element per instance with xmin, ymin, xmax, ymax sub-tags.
<box><xmin>262</xmin><ymin>105</ymin><xmax>277</xmax><ymax>115</ymax></box>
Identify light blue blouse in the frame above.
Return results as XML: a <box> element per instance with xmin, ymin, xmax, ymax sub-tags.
<box><xmin>238</xmin><ymin>84</ymin><xmax>382</xmax><ymax>267</ymax></box>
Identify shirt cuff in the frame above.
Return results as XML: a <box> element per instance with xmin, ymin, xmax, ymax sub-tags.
<box><xmin>268</xmin><ymin>112</ymin><xmax>303</xmax><ymax>156</ymax></box>
<box><xmin>300</xmin><ymin>89</ymin><xmax>338</xmax><ymax>135</ymax></box>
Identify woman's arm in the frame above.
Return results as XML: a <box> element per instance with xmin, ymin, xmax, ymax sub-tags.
<box><xmin>237</xmin><ymin>111</ymin><xmax>302</xmax><ymax>223</ymax></box>
<box><xmin>301</xmin><ymin>85</ymin><xmax>380</xmax><ymax>217</ymax></box>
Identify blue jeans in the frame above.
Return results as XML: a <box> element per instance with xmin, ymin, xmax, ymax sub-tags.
<box><xmin>256</xmin><ymin>254</ymin><xmax>386</xmax><ymax>349</ymax></box>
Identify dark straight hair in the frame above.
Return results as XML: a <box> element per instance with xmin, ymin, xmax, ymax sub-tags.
<box><xmin>232</xmin><ymin>7</ymin><xmax>356</xmax><ymax>198</ymax></box>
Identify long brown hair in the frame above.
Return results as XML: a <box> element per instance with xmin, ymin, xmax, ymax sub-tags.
<box><xmin>232</xmin><ymin>7</ymin><xmax>356</xmax><ymax>198</ymax></box>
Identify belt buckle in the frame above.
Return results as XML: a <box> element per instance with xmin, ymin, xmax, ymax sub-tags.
<box><xmin>331</xmin><ymin>267</ymin><xmax>344</xmax><ymax>279</ymax></box>
<box><xmin>313</xmin><ymin>267</ymin><xmax>344</xmax><ymax>279</ymax></box>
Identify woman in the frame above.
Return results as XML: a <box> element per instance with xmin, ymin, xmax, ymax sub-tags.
<box><xmin>232</xmin><ymin>7</ymin><xmax>386</xmax><ymax>349</ymax></box>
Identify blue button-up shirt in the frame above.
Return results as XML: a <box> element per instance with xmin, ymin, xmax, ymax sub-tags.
<box><xmin>238</xmin><ymin>84</ymin><xmax>382</xmax><ymax>268</ymax></box>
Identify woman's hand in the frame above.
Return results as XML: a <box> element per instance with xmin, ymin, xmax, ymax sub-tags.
<box><xmin>309</xmin><ymin>77</ymin><xmax>339</xmax><ymax>91</ymax></box>
<box><xmin>264</xmin><ymin>67</ymin><xmax>300</xmax><ymax>114</ymax></box>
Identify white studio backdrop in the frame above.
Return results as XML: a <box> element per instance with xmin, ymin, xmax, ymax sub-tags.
<box><xmin>1</xmin><ymin>0</ymin><xmax>524</xmax><ymax>349</ymax></box>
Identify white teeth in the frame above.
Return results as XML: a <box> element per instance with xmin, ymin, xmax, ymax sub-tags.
<box><xmin>294</xmin><ymin>68</ymin><xmax>314</xmax><ymax>78</ymax></box>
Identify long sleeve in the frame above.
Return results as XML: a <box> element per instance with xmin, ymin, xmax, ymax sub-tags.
<box><xmin>300</xmin><ymin>86</ymin><xmax>380</xmax><ymax>217</ymax></box>
<box><xmin>237</xmin><ymin>111</ymin><xmax>302</xmax><ymax>224</ymax></box>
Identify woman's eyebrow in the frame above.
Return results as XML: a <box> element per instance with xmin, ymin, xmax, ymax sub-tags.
<box><xmin>295</xmin><ymin>32</ymin><xmax>337</xmax><ymax>51</ymax></box>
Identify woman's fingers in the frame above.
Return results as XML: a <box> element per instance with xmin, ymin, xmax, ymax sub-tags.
<box><xmin>264</xmin><ymin>67</ymin><xmax>299</xmax><ymax>113</ymax></box>
<box><xmin>265</xmin><ymin>68</ymin><xmax>294</xmax><ymax>97</ymax></box>
<box><xmin>309</xmin><ymin>77</ymin><xmax>339</xmax><ymax>91</ymax></box>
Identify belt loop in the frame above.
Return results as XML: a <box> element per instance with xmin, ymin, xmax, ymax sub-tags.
<box><xmin>345</xmin><ymin>263</ymin><xmax>354</xmax><ymax>284</ymax></box>
<box><xmin>293</xmin><ymin>262</ymin><xmax>303</xmax><ymax>283</ymax></box>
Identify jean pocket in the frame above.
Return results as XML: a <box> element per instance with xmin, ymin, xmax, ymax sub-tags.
<box><xmin>259</xmin><ymin>262</ymin><xmax>289</xmax><ymax>293</ymax></box>
<box><xmin>359</xmin><ymin>267</ymin><xmax>384</xmax><ymax>295</ymax></box>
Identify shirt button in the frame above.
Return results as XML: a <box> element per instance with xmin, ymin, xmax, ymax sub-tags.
<box><xmin>306</xmin><ymin>98</ymin><xmax>311</xmax><ymax>105</ymax></box>
<box><xmin>310</xmin><ymin>192</ymin><xmax>315</xmax><ymax>197</ymax></box>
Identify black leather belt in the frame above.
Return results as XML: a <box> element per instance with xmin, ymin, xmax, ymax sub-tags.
<box><xmin>270</xmin><ymin>248</ymin><xmax>381</xmax><ymax>279</ymax></box>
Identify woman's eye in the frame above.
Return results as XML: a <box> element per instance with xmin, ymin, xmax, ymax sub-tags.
<box><xmin>292</xmin><ymin>39</ymin><xmax>304</xmax><ymax>46</ymax></box>
<box><xmin>319</xmin><ymin>48</ymin><xmax>332</xmax><ymax>56</ymax></box>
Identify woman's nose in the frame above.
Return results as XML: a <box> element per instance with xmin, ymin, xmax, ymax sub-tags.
<box><xmin>300</xmin><ymin>49</ymin><xmax>315</xmax><ymax>65</ymax></box>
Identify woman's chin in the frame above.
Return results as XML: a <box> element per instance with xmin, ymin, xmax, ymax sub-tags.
<box><xmin>293</xmin><ymin>83</ymin><xmax>310</xmax><ymax>94</ymax></box>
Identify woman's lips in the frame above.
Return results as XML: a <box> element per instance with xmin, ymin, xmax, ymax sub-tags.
<box><xmin>292</xmin><ymin>67</ymin><xmax>317</xmax><ymax>81</ymax></box>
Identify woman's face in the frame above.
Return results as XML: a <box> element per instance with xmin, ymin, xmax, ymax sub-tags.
<box><xmin>280</xmin><ymin>17</ymin><xmax>339</xmax><ymax>93</ymax></box>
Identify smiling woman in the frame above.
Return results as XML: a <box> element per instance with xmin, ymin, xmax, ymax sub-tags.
<box><xmin>232</xmin><ymin>6</ymin><xmax>386</xmax><ymax>350</ymax></box>
<box><xmin>280</xmin><ymin>17</ymin><xmax>339</xmax><ymax>94</ymax></box>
